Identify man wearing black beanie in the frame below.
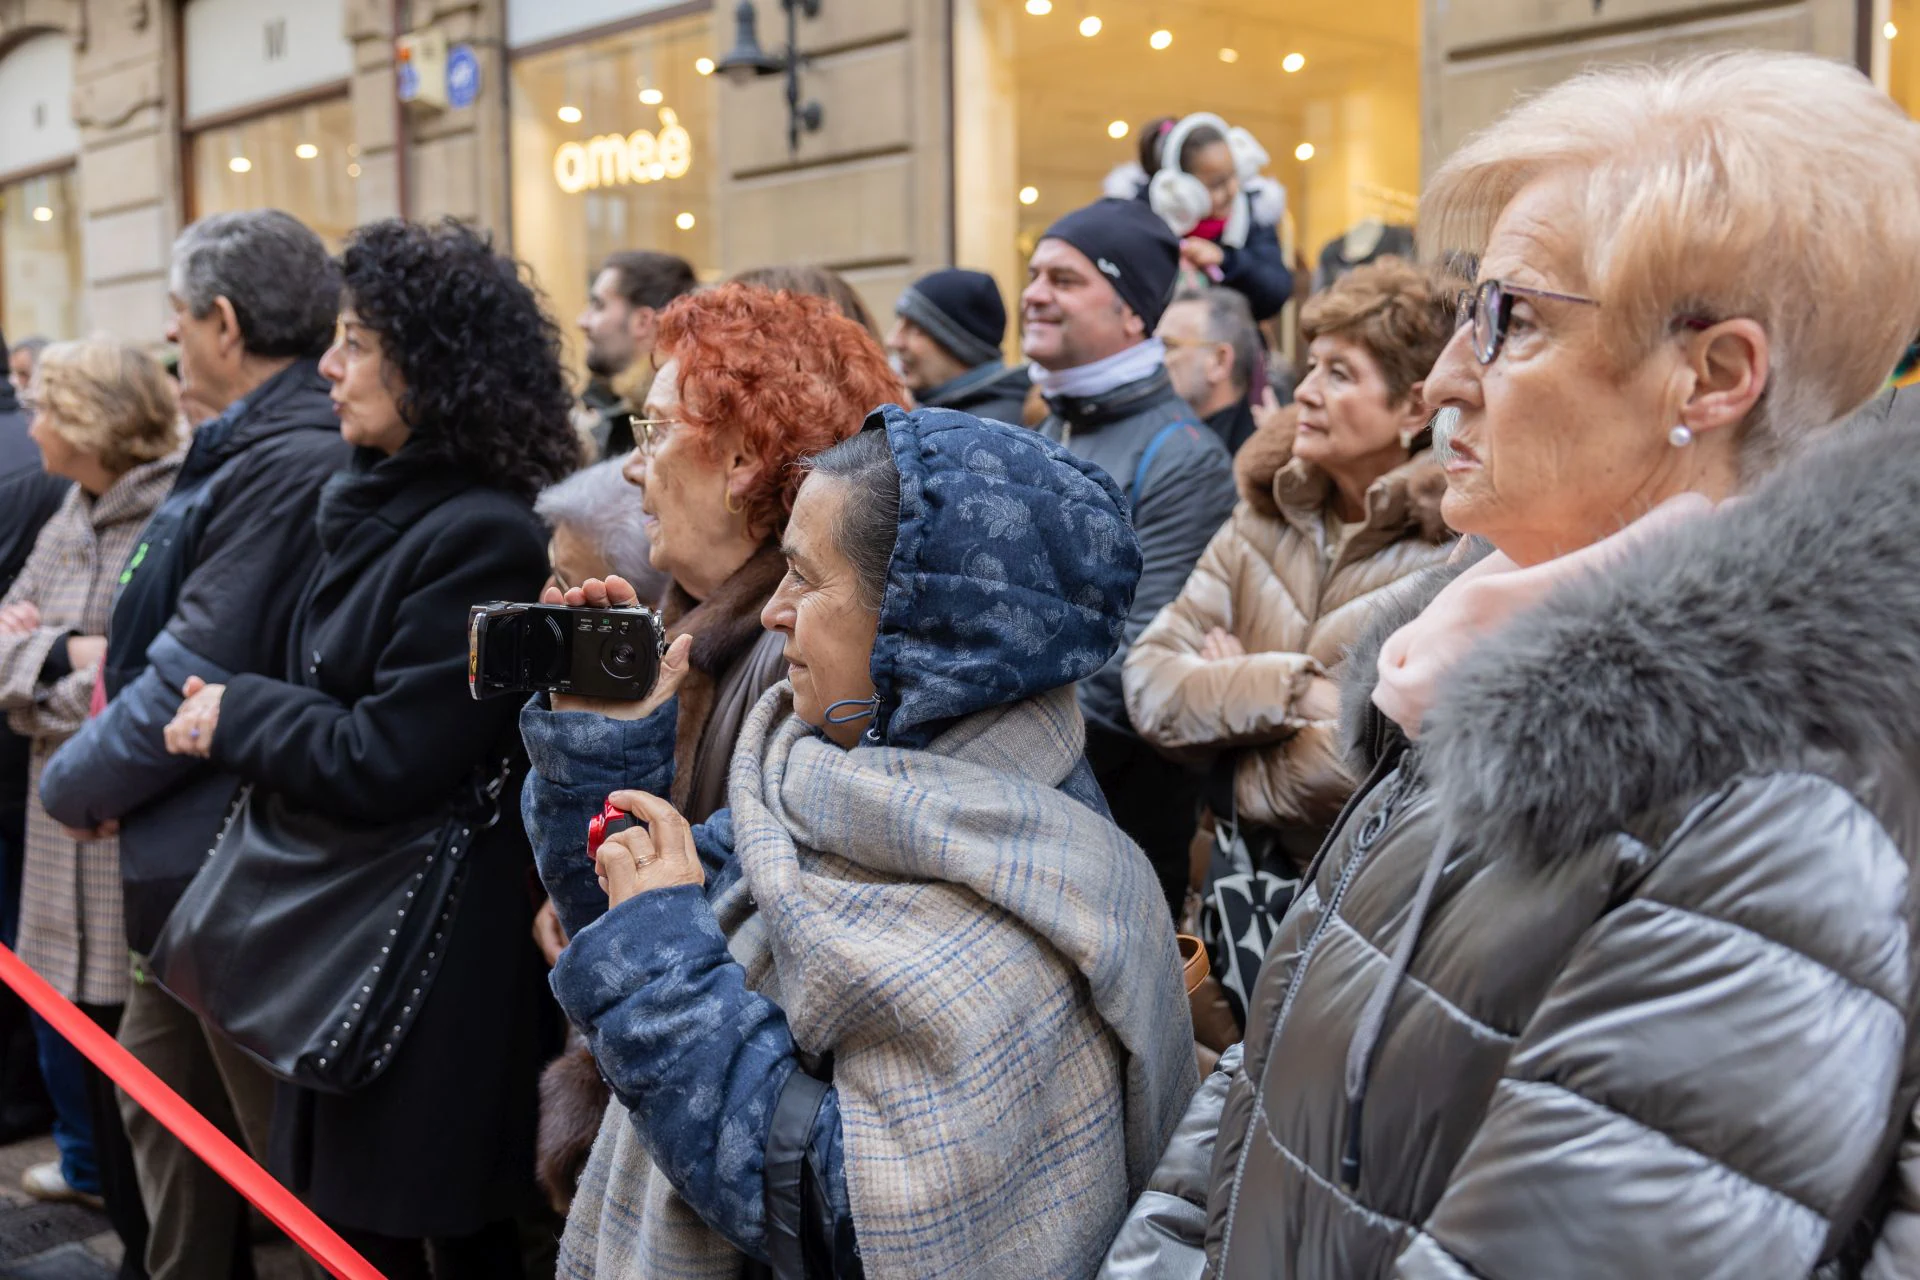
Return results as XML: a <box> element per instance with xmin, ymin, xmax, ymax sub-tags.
<box><xmin>888</xmin><ymin>268</ymin><xmax>1031</xmax><ymax>424</ymax></box>
<box><xmin>1023</xmin><ymin>197</ymin><xmax>1236</xmax><ymax>920</ymax></box>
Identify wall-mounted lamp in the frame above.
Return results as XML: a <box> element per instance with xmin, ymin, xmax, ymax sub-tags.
<box><xmin>716</xmin><ymin>0</ymin><xmax>824</xmax><ymax>156</ymax></box>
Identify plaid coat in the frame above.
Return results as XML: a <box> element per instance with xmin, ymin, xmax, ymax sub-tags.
<box><xmin>4</xmin><ymin>453</ymin><xmax>182</xmax><ymax>1003</ymax></box>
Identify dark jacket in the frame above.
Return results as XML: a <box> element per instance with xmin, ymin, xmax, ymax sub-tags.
<box><xmin>917</xmin><ymin>360</ymin><xmax>1031</xmax><ymax>426</ymax></box>
<box><xmin>1041</xmin><ymin>367</ymin><xmax>1236</xmax><ymax>739</ymax></box>
<box><xmin>208</xmin><ymin>446</ymin><xmax>557</xmax><ymax>1237</ymax></box>
<box><xmin>1103</xmin><ymin>416</ymin><xmax>1920</xmax><ymax>1278</ymax></box>
<box><xmin>524</xmin><ymin>405</ymin><xmax>1147</xmax><ymax>1277</ymax></box>
<box><xmin>1215</xmin><ymin>220</ymin><xmax>1293</xmax><ymax>323</ymax></box>
<box><xmin>0</xmin><ymin>384</ymin><xmax>68</xmax><ymax>854</ymax></box>
<box><xmin>1129</xmin><ymin>186</ymin><xmax>1295</xmax><ymax>322</ymax></box>
<box><xmin>40</xmin><ymin>361</ymin><xmax>348</xmax><ymax>954</ymax></box>
<box><xmin>1203</xmin><ymin>399</ymin><xmax>1256</xmax><ymax>456</ymax></box>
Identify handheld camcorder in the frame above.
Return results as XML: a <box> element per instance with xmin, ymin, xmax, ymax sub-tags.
<box><xmin>467</xmin><ymin>602</ymin><xmax>666</xmax><ymax>701</ymax></box>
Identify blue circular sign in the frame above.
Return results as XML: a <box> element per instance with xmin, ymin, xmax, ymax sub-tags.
<box><xmin>447</xmin><ymin>44</ymin><xmax>480</xmax><ymax>109</ymax></box>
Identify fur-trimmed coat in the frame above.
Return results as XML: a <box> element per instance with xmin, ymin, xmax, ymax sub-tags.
<box><xmin>1100</xmin><ymin>415</ymin><xmax>1920</xmax><ymax>1278</ymax></box>
<box><xmin>1123</xmin><ymin>408</ymin><xmax>1451</xmax><ymax>849</ymax></box>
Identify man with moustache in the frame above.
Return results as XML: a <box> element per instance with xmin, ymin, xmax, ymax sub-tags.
<box><xmin>1025</xmin><ymin>197</ymin><xmax>1237</xmax><ymax>919</ymax></box>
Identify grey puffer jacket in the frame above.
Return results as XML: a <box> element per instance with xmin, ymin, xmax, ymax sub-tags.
<box><xmin>1041</xmin><ymin>366</ymin><xmax>1236</xmax><ymax>739</ymax></box>
<box><xmin>1102</xmin><ymin>415</ymin><xmax>1920</xmax><ymax>1279</ymax></box>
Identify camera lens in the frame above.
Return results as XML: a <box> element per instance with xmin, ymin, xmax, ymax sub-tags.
<box><xmin>601</xmin><ymin>639</ymin><xmax>639</xmax><ymax>680</ymax></box>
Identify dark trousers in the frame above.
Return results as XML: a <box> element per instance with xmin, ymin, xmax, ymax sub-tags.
<box><xmin>76</xmin><ymin>1002</ymin><xmax>151</xmax><ymax>1280</ymax></box>
<box><xmin>1085</xmin><ymin>723</ymin><xmax>1203</xmax><ymax>922</ymax></box>
<box><xmin>336</xmin><ymin>1218</ymin><xmax>529</xmax><ymax>1280</ymax></box>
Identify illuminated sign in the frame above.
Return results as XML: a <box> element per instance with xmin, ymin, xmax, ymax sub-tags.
<box><xmin>554</xmin><ymin>107</ymin><xmax>692</xmax><ymax>194</ymax></box>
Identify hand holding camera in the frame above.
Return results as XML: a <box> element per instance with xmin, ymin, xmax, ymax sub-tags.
<box><xmin>468</xmin><ymin>573</ymin><xmax>691</xmax><ymax>720</ymax></box>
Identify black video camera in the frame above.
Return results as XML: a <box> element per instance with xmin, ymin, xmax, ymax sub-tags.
<box><xmin>467</xmin><ymin>602</ymin><xmax>666</xmax><ymax>701</ymax></box>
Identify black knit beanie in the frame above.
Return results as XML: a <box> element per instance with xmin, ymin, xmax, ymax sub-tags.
<box><xmin>1039</xmin><ymin>198</ymin><xmax>1181</xmax><ymax>333</ymax></box>
<box><xmin>895</xmin><ymin>269</ymin><xmax>1006</xmax><ymax>367</ymax></box>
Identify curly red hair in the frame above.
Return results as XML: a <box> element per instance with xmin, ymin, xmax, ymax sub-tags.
<box><xmin>655</xmin><ymin>282</ymin><xmax>904</xmax><ymax>534</ymax></box>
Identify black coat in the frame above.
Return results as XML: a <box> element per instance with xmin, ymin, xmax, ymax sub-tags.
<box><xmin>211</xmin><ymin>447</ymin><xmax>558</xmax><ymax>1237</ymax></box>
<box><xmin>918</xmin><ymin>361</ymin><xmax>1032</xmax><ymax>426</ymax></box>
<box><xmin>40</xmin><ymin>361</ymin><xmax>351</xmax><ymax>953</ymax></box>
<box><xmin>0</xmin><ymin>386</ymin><xmax>67</xmax><ymax>855</ymax></box>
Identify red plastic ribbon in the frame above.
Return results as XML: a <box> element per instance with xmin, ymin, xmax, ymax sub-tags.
<box><xmin>0</xmin><ymin>944</ymin><xmax>385</xmax><ymax>1280</ymax></box>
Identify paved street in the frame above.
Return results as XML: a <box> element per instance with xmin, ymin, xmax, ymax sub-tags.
<box><xmin>0</xmin><ymin>1134</ymin><xmax>305</xmax><ymax>1279</ymax></box>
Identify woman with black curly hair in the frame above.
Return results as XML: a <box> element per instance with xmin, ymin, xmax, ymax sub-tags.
<box><xmin>160</xmin><ymin>218</ymin><xmax>577</xmax><ymax>1276</ymax></box>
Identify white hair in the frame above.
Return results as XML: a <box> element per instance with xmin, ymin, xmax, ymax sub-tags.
<box><xmin>533</xmin><ymin>460</ymin><xmax>653</xmax><ymax>584</ymax></box>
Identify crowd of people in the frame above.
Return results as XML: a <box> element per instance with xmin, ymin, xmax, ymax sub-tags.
<box><xmin>0</xmin><ymin>48</ymin><xmax>1912</xmax><ymax>1280</ymax></box>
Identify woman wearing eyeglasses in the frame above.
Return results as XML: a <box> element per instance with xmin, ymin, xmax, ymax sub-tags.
<box><xmin>1101</xmin><ymin>52</ymin><xmax>1920</xmax><ymax>1279</ymax></box>
<box><xmin>534</xmin><ymin>282</ymin><xmax>901</xmax><ymax>1215</ymax></box>
<box><xmin>618</xmin><ymin>283</ymin><xmax>900</xmax><ymax>827</ymax></box>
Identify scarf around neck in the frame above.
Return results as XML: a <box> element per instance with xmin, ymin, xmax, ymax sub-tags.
<box><xmin>559</xmin><ymin>682</ymin><xmax>1198</xmax><ymax>1280</ymax></box>
<box><xmin>1374</xmin><ymin>493</ymin><xmax>1717</xmax><ymax>736</ymax></box>
<box><xmin>1029</xmin><ymin>337</ymin><xmax>1167</xmax><ymax>402</ymax></box>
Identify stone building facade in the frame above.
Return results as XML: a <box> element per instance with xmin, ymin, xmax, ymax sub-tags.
<box><xmin>0</xmin><ymin>0</ymin><xmax>1881</xmax><ymax>350</ymax></box>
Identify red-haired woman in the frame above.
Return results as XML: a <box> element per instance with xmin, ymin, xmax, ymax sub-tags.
<box><xmin>536</xmin><ymin>281</ymin><xmax>902</xmax><ymax>1210</ymax></box>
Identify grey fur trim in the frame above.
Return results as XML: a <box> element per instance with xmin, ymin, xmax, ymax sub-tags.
<box><xmin>1420</xmin><ymin>418</ymin><xmax>1920</xmax><ymax>864</ymax></box>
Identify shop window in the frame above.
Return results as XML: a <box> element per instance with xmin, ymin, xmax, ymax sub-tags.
<box><xmin>0</xmin><ymin>168</ymin><xmax>80</xmax><ymax>343</ymax></box>
<box><xmin>955</xmin><ymin>0</ymin><xmax>1422</xmax><ymax>354</ymax></box>
<box><xmin>510</xmin><ymin>12</ymin><xmax>718</xmax><ymax>372</ymax></box>
<box><xmin>189</xmin><ymin>96</ymin><xmax>357</xmax><ymax>249</ymax></box>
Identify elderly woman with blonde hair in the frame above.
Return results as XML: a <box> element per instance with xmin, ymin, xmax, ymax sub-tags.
<box><xmin>1099</xmin><ymin>51</ymin><xmax>1920</xmax><ymax>1279</ymax></box>
<box><xmin>0</xmin><ymin>338</ymin><xmax>180</xmax><ymax>1226</ymax></box>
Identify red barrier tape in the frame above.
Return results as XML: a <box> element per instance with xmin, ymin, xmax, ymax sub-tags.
<box><xmin>0</xmin><ymin>944</ymin><xmax>385</xmax><ymax>1280</ymax></box>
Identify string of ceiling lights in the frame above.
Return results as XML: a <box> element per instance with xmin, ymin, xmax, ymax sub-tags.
<box><xmin>1019</xmin><ymin>0</ymin><xmax>1308</xmax><ymax>71</ymax></box>
<box><xmin>1014</xmin><ymin>0</ymin><xmax>1317</xmax><ymax>208</ymax></box>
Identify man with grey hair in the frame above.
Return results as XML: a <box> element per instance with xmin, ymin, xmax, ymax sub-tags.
<box><xmin>1159</xmin><ymin>286</ymin><xmax>1262</xmax><ymax>454</ymax></box>
<box><xmin>39</xmin><ymin>208</ymin><xmax>348</xmax><ymax>1280</ymax></box>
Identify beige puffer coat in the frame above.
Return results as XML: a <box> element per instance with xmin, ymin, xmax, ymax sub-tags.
<box><xmin>1123</xmin><ymin>408</ymin><xmax>1451</xmax><ymax>847</ymax></box>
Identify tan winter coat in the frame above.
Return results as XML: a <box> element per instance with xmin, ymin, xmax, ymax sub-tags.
<box><xmin>1123</xmin><ymin>409</ymin><xmax>1451</xmax><ymax>846</ymax></box>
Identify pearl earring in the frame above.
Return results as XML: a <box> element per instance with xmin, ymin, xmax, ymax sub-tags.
<box><xmin>1669</xmin><ymin>424</ymin><xmax>1694</xmax><ymax>448</ymax></box>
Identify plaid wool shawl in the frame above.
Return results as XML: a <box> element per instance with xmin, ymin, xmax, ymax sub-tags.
<box><xmin>563</xmin><ymin>682</ymin><xmax>1198</xmax><ymax>1278</ymax></box>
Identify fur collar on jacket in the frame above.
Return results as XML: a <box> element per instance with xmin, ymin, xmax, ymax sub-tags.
<box><xmin>1343</xmin><ymin>418</ymin><xmax>1920</xmax><ymax>868</ymax></box>
<box><xmin>659</xmin><ymin>541</ymin><xmax>787</xmax><ymax>675</ymax></box>
<box><xmin>1234</xmin><ymin>403</ymin><xmax>1449</xmax><ymax>542</ymax></box>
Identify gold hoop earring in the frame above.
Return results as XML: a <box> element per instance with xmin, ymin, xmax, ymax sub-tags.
<box><xmin>725</xmin><ymin>489</ymin><xmax>744</xmax><ymax>515</ymax></box>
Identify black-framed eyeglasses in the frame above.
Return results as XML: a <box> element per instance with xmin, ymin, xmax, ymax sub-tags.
<box><xmin>1454</xmin><ymin>279</ymin><xmax>1598</xmax><ymax>365</ymax></box>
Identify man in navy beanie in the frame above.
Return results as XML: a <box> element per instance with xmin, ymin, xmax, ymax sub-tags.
<box><xmin>888</xmin><ymin>268</ymin><xmax>1031</xmax><ymax>424</ymax></box>
<box><xmin>1024</xmin><ymin>197</ymin><xmax>1235</xmax><ymax>920</ymax></box>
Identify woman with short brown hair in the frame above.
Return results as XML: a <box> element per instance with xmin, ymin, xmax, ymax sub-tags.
<box><xmin>2</xmin><ymin>338</ymin><xmax>182</xmax><ymax>1233</ymax></box>
<box><xmin>1124</xmin><ymin>259</ymin><xmax>1455</xmax><ymax>1033</ymax></box>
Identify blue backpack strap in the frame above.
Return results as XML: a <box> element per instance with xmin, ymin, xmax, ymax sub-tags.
<box><xmin>1131</xmin><ymin>419</ymin><xmax>1200</xmax><ymax>509</ymax></box>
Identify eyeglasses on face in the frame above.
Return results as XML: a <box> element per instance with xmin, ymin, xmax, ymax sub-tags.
<box><xmin>1453</xmin><ymin>279</ymin><xmax>1598</xmax><ymax>365</ymax></box>
<box><xmin>630</xmin><ymin>416</ymin><xmax>677</xmax><ymax>459</ymax></box>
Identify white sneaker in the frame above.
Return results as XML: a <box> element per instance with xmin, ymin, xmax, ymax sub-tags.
<box><xmin>20</xmin><ymin>1160</ymin><xmax>103</xmax><ymax>1209</ymax></box>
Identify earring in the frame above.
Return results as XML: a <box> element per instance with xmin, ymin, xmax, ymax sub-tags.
<box><xmin>724</xmin><ymin>488</ymin><xmax>744</xmax><ymax>515</ymax></box>
<box><xmin>1669</xmin><ymin>424</ymin><xmax>1694</xmax><ymax>448</ymax></box>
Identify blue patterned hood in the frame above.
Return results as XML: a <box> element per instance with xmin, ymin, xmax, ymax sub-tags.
<box><xmin>865</xmin><ymin>403</ymin><xmax>1142</xmax><ymax>749</ymax></box>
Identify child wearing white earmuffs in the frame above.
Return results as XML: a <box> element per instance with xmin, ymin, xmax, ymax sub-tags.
<box><xmin>1103</xmin><ymin>113</ymin><xmax>1295</xmax><ymax>321</ymax></box>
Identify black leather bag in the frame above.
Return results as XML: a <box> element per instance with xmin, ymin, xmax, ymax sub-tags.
<box><xmin>149</xmin><ymin>761</ymin><xmax>510</xmax><ymax>1095</ymax></box>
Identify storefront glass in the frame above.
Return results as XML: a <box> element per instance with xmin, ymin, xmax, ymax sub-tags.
<box><xmin>510</xmin><ymin>12</ymin><xmax>718</xmax><ymax>371</ymax></box>
<box><xmin>0</xmin><ymin>30</ymin><xmax>82</xmax><ymax>341</ymax></box>
<box><xmin>955</xmin><ymin>0</ymin><xmax>1421</xmax><ymax>348</ymax></box>
<box><xmin>189</xmin><ymin>96</ymin><xmax>358</xmax><ymax>248</ymax></box>
<box><xmin>0</xmin><ymin>168</ymin><xmax>81</xmax><ymax>342</ymax></box>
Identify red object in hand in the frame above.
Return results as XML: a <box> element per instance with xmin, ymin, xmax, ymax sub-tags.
<box><xmin>587</xmin><ymin>799</ymin><xmax>639</xmax><ymax>857</ymax></box>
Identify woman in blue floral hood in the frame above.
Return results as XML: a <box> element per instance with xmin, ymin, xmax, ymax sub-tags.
<box><xmin>523</xmin><ymin>404</ymin><xmax>1198</xmax><ymax>1279</ymax></box>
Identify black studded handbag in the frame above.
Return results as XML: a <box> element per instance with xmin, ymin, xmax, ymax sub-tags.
<box><xmin>148</xmin><ymin>756</ymin><xmax>513</xmax><ymax>1095</ymax></box>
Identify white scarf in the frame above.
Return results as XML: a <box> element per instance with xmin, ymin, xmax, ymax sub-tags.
<box><xmin>1029</xmin><ymin>338</ymin><xmax>1167</xmax><ymax>401</ymax></box>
